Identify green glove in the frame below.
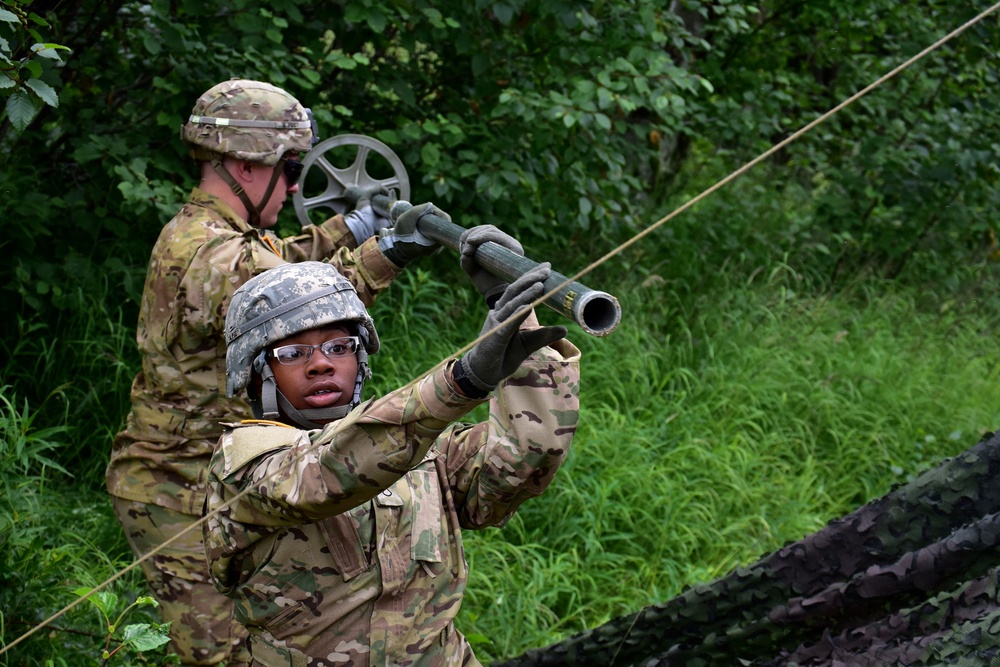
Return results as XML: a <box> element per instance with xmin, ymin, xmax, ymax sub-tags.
<box><xmin>456</xmin><ymin>262</ymin><xmax>567</xmax><ymax>394</ymax></box>
<box><xmin>459</xmin><ymin>225</ymin><xmax>524</xmax><ymax>306</ymax></box>
<box><xmin>377</xmin><ymin>202</ymin><xmax>446</xmax><ymax>267</ymax></box>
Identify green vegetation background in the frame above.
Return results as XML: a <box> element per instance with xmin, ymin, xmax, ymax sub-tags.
<box><xmin>2</xmin><ymin>1</ymin><xmax>999</xmax><ymax>664</ymax></box>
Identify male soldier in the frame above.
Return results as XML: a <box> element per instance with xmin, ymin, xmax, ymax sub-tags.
<box><xmin>202</xmin><ymin>241</ymin><xmax>580</xmax><ymax>665</ymax></box>
<box><xmin>105</xmin><ymin>79</ymin><xmax>441</xmax><ymax>665</ymax></box>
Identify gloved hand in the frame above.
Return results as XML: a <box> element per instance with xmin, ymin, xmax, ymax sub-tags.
<box><xmin>343</xmin><ymin>184</ymin><xmax>388</xmax><ymax>210</ymax></box>
<box><xmin>342</xmin><ymin>184</ymin><xmax>391</xmax><ymax>244</ymax></box>
<box><xmin>459</xmin><ymin>225</ymin><xmax>524</xmax><ymax>307</ymax></box>
<box><xmin>377</xmin><ymin>201</ymin><xmax>446</xmax><ymax>267</ymax></box>
<box><xmin>456</xmin><ymin>262</ymin><xmax>567</xmax><ymax>394</ymax></box>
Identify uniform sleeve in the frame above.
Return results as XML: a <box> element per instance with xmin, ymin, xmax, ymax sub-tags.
<box><xmin>207</xmin><ymin>361</ymin><xmax>487</xmax><ymax>528</ymax></box>
<box><xmin>273</xmin><ymin>216</ymin><xmax>402</xmax><ymax>307</ymax></box>
<box><xmin>434</xmin><ymin>313</ymin><xmax>582</xmax><ymax>529</ymax></box>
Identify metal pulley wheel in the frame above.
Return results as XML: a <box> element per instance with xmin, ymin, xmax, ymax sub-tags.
<box><xmin>293</xmin><ymin>134</ymin><xmax>411</xmax><ymax>226</ymax></box>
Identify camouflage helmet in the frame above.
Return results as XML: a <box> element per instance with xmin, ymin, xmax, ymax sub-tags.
<box><xmin>225</xmin><ymin>261</ymin><xmax>379</xmax><ymax>399</ymax></box>
<box><xmin>181</xmin><ymin>78</ymin><xmax>318</xmax><ymax>166</ymax></box>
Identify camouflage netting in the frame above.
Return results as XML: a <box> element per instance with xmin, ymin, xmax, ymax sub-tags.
<box><xmin>495</xmin><ymin>430</ymin><xmax>1000</xmax><ymax>667</ymax></box>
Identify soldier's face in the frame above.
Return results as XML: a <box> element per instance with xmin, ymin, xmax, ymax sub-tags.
<box><xmin>255</xmin><ymin>158</ymin><xmax>301</xmax><ymax>229</ymax></box>
<box><xmin>267</xmin><ymin>323</ymin><xmax>359</xmax><ymax>419</ymax></box>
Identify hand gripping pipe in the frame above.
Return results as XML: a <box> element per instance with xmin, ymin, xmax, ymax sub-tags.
<box><xmin>374</xmin><ymin>196</ymin><xmax>621</xmax><ymax>337</ymax></box>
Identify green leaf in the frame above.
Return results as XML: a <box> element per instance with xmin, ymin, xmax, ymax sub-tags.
<box><xmin>422</xmin><ymin>7</ymin><xmax>445</xmax><ymax>28</ymax></box>
<box><xmin>393</xmin><ymin>80</ymin><xmax>416</xmax><ymax>106</ymax></box>
<box><xmin>31</xmin><ymin>43</ymin><xmax>71</xmax><ymax>60</ymax></box>
<box><xmin>343</xmin><ymin>4</ymin><xmax>365</xmax><ymax>23</ymax></box>
<box><xmin>332</xmin><ymin>56</ymin><xmax>357</xmax><ymax>70</ymax></box>
<box><xmin>73</xmin><ymin>587</ymin><xmax>118</xmax><ymax>619</ymax></box>
<box><xmin>71</xmin><ymin>138</ymin><xmax>105</xmax><ymax>163</ymax></box>
<box><xmin>265</xmin><ymin>28</ymin><xmax>283</xmax><ymax>43</ymax></box>
<box><xmin>0</xmin><ymin>9</ymin><xmax>18</xmax><ymax>24</ymax></box>
<box><xmin>594</xmin><ymin>113</ymin><xmax>611</xmax><ymax>131</ymax></box>
<box><xmin>399</xmin><ymin>122</ymin><xmax>422</xmax><ymax>140</ymax></box>
<box><xmin>420</xmin><ymin>142</ymin><xmax>441</xmax><ymax>167</ymax></box>
<box><xmin>365</xmin><ymin>11</ymin><xmax>387</xmax><ymax>33</ymax></box>
<box><xmin>548</xmin><ymin>90</ymin><xmax>572</xmax><ymax>106</ymax></box>
<box><xmin>472</xmin><ymin>53</ymin><xmax>490</xmax><ymax>77</ymax></box>
<box><xmin>374</xmin><ymin>129</ymin><xmax>400</xmax><ymax>145</ymax></box>
<box><xmin>0</xmin><ymin>78</ymin><xmax>15</xmax><ymax>90</ymax></box>
<box><xmin>597</xmin><ymin>87</ymin><xmax>614</xmax><ymax>109</ymax></box>
<box><xmin>493</xmin><ymin>2</ymin><xmax>514</xmax><ymax>25</ymax></box>
<box><xmin>121</xmin><ymin>623</ymin><xmax>172</xmax><ymax>652</ymax></box>
<box><xmin>142</xmin><ymin>33</ymin><xmax>161</xmax><ymax>55</ymax></box>
<box><xmin>5</xmin><ymin>90</ymin><xmax>38</xmax><ymax>133</ymax></box>
<box><xmin>25</xmin><ymin>78</ymin><xmax>57</xmax><ymax>107</ymax></box>
<box><xmin>21</xmin><ymin>60</ymin><xmax>42</xmax><ymax>78</ymax></box>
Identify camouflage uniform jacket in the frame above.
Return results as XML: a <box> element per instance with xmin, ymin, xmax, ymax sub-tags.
<box><xmin>107</xmin><ymin>188</ymin><xmax>402</xmax><ymax>515</ymax></box>
<box><xmin>204</xmin><ymin>334</ymin><xmax>581</xmax><ymax>667</ymax></box>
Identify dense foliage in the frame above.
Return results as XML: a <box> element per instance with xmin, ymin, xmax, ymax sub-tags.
<box><xmin>2</xmin><ymin>0</ymin><xmax>999</xmax><ymax>423</ymax></box>
<box><xmin>2</xmin><ymin>0</ymin><xmax>1000</xmax><ymax>664</ymax></box>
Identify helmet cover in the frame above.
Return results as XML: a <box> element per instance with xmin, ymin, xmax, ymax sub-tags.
<box><xmin>225</xmin><ymin>261</ymin><xmax>379</xmax><ymax>397</ymax></box>
<box><xmin>181</xmin><ymin>78</ymin><xmax>317</xmax><ymax>166</ymax></box>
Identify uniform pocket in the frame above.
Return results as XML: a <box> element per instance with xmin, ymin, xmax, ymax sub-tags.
<box><xmin>408</xmin><ymin>469</ymin><xmax>445</xmax><ymax>565</ymax></box>
<box><xmin>318</xmin><ymin>513</ymin><xmax>368</xmax><ymax>580</ymax></box>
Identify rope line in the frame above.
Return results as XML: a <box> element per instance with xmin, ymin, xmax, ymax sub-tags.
<box><xmin>3</xmin><ymin>2</ymin><xmax>998</xmax><ymax>657</ymax></box>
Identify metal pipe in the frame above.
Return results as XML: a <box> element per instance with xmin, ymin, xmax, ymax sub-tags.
<box><xmin>374</xmin><ymin>196</ymin><xmax>621</xmax><ymax>336</ymax></box>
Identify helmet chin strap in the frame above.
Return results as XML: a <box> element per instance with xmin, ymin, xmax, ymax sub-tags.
<box><xmin>211</xmin><ymin>157</ymin><xmax>286</xmax><ymax>227</ymax></box>
<box><xmin>250</xmin><ymin>350</ymin><xmax>371</xmax><ymax>430</ymax></box>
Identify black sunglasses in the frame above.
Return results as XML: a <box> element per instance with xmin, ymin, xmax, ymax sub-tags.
<box><xmin>283</xmin><ymin>159</ymin><xmax>304</xmax><ymax>184</ymax></box>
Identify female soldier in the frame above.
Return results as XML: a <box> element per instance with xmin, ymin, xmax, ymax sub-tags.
<box><xmin>203</xmin><ymin>232</ymin><xmax>581</xmax><ymax>666</ymax></box>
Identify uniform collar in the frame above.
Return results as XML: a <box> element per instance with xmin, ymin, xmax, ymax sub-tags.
<box><xmin>189</xmin><ymin>187</ymin><xmax>255</xmax><ymax>234</ymax></box>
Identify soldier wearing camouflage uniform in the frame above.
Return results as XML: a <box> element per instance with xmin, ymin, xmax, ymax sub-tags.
<box><xmin>203</xmin><ymin>236</ymin><xmax>580</xmax><ymax>666</ymax></box>
<box><xmin>105</xmin><ymin>79</ymin><xmax>438</xmax><ymax>665</ymax></box>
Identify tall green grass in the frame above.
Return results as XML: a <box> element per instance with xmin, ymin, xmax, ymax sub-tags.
<box><xmin>2</xmin><ymin>274</ymin><xmax>140</xmax><ymax>487</ymax></box>
<box><xmin>458</xmin><ymin>265</ymin><xmax>1000</xmax><ymax>662</ymax></box>
<box><xmin>0</xmin><ymin>387</ymin><xmax>152</xmax><ymax>666</ymax></box>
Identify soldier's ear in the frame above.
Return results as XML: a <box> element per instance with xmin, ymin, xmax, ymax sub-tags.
<box><xmin>233</xmin><ymin>159</ymin><xmax>256</xmax><ymax>183</ymax></box>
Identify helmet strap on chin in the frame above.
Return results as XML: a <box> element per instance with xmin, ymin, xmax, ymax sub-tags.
<box><xmin>275</xmin><ymin>393</ymin><xmax>351</xmax><ymax>430</ymax></box>
<box><xmin>211</xmin><ymin>156</ymin><xmax>287</xmax><ymax>227</ymax></box>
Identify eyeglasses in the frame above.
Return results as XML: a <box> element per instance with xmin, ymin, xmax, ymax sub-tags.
<box><xmin>269</xmin><ymin>336</ymin><xmax>360</xmax><ymax>366</ymax></box>
<box><xmin>282</xmin><ymin>159</ymin><xmax>304</xmax><ymax>185</ymax></box>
